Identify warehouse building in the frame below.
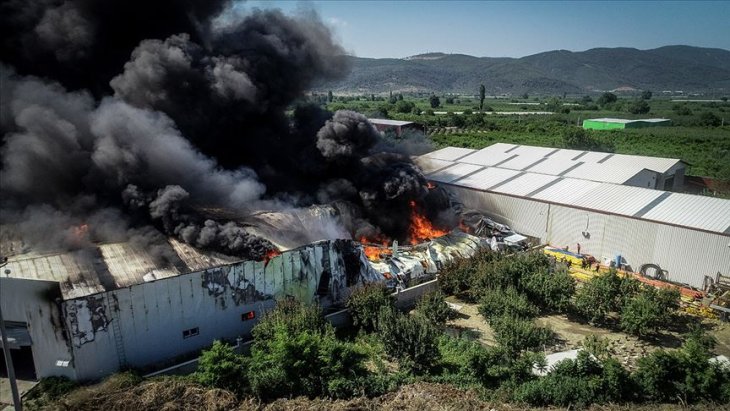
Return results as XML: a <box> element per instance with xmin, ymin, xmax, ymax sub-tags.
<box><xmin>424</xmin><ymin>143</ymin><xmax>685</xmax><ymax>191</ymax></box>
<box><xmin>368</xmin><ymin>119</ymin><xmax>422</xmax><ymax>136</ymax></box>
<box><xmin>582</xmin><ymin>118</ymin><xmax>671</xmax><ymax>130</ymax></box>
<box><xmin>0</xmin><ymin>230</ymin><xmax>481</xmax><ymax>382</ymax></box>
<box><xmin>417</xmin><ymin>146</ymin><xmax>730</xmax><ymax>290</ymax></box>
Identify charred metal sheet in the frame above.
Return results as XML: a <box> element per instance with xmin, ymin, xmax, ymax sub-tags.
<box><xmin>65</xmin><ymin>295</ymin><xmax>110</xmax><ymax>347</ymax></box>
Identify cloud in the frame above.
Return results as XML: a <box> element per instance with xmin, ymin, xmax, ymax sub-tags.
<box><xmin>327</xmin><ymin>16</ymin><xmax>348</xmax><ymax>27</ymax></box>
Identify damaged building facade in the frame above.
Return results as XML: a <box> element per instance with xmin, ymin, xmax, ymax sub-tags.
<box><xmin>0</xmin><ymin>232</ymin><xmax>482</xmax><ymax>382</ymax></box>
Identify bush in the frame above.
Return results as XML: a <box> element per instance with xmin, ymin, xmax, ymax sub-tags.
<box><xmin>194</xmin><ymin>340</ymin><xmax>248</xmax><ymax>395</ymax></box>
<box><xmin>489</xmin><ymin>314</ymin><xmax>554</xmax><ymax>356</ymax></box>
<box><xmin>628</xmin><ymin>99</ymin><xmax>650</xmax><ymax>114</ymax></box>
<box><xmin>248</xmin><ymin>327</ymin><xmax>368</xmax><ymax>400</ymax></box>
<box><xmin>414</xmin><ymin>291</ymin><xmax>453</xmax><ymax>325</ymax></box>
<box><xmin>574</xmin><ymin>270</ymin><xmax>639</xmax><ymax>324</ymax></box>
<box><xmin>515</xmin><ymin>351</ymin><xmax>633</xmax><ymax>406</ymax></box>
<box><xmin>438</xmin><ymin>256</ymin><xmax>477</xmax><ymax>298</ymax></box>
<box><xmin>700</xmin><ymin>111</ymin><xmax>721</xmax><ymax>127</ymax></box>
<box><xmin>479</xmin><ymin>287</ymin><xmax>538</xmax><ymax>319</ymax></box>
<box><xmin>252</xmin><ymin>299</ymin><xmax>326</xmax><ymax>341</ymax></box>
<box><xmin>379</xmin><ymin>308</ymin><xmax>441</xmax><ymax>374</ymax></box>
<box><xmin>633</xmin><ymin>328</ymin><xmax>730</xmax><ymax>403</ymax></box>
<box><xmin>520</xmin><ymin>267</ymin><xmax>575</xmax><ymax>312</ymax></box>
<box><xmin>346</xmin><ymin>283</ymin><xmax>394</xmax><ymax>332</ymax></box>
<box><xmin>620</xmin><ymin>286</ymin><xmax>679</xmax><ymax>336</ymax></box>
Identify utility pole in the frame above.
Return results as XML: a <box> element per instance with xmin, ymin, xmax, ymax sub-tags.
<box><xmin>1</xmin><ymin>257</ymin><xmax>22</xmax><ymax>411</ymax></box>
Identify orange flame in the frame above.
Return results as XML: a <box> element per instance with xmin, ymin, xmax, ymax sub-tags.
<box><xmin>426</xmin><ymin>182</ymin><xmax>436</xmax><ymax>189</ymax></box>
<box><xmin>359</xmin><ymin>235</ymin><xmax>392</xmax><ymax>262</ymax></box>
<box><xmin>408</xmin><ymin>201</ymin><xmax>447</xmax><ymax>245</ymax></box>
<box><xmin>263</xmin><ymin>249</ymin><xmax>281</xmax><ymax>266</ymax></box>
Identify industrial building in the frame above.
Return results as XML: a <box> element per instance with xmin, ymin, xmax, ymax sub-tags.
<box><xmin>424</xmin><ymin>143</ymin><xmax>685</xmax><ymax>191</ymax></box>
<box><xmin>582</xmin><ymin>118</ymin><xmax>671</xmax><ymax>130</ymax></box>
<box><xmin>368</xmin><ymin>119</ymin><xmax>422</xmax><ymax>136</ymax></box>
<box><xmin>0</xmin><ymin>230</ymin><xmax>481</xmax><ymax>382</ymax></box>
<box><xmin>417</xmin><ymin>145</ymin><xmax>730</xmax><ymax>290</ymax></box>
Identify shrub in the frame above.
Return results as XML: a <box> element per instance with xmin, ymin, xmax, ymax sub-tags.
<box><xmin>194</xmin><ymin>340</ymin><xmax>248</xmax><ymax>395</ymax></box>
<box><xmin>620</xmin><ymin>286</ymin><xmax>679</xmax><ymax>336</ymax></box>
<box><xmin>514</xmin><ymin>351</ymin><xmax>632</xmax><ymax>406</ymax></box>
<box><xmin>574</xmin><ymin>270</ymin><xmax>639</xmax><ymax>324</ymax></box>
<box><xmin>251</xmin><ymin>299</ymin><xmax>326</xmax><ymax>341</ymax></box>
<box><xmin>633</xmin><ymin>328</ymin><xmax>730</xmax><ymax>403</ymax></box>
<box><xmin>379</xmin><ymin>307</ymin><xmax>441</xmax><ymax>374</ymax></box>
<box><xmin>479</xmin><ymin>287</ymin><xmax>538</xmax><ymax>319</ymax></box>
<box><xmin>520</xmin><ymin>267</ymin><xmax>575</xmax><ymax>312</ymax></box>
<box><xmin>438</xmin><ymin>257</ymin><xmax>477</xmax><ymax>298</ymax></box>
<box><xmin>414</xmin><ymin>291</ymin><xmax>453</xmax><ymax>325</ymax></box>
<box><xmin>248</xmin><ymin>327</ymin><xmax>368</xmax><ymax>400</ymax></box>
<box><xmin>628</xmin><ymin>99</ymin><xmax>650</xmax><ymax>114</ymax></box>
<box><xmin>346</xmin><ymin>283</ymin><xmax>395</xmax><ymax>332</ymax></box>
<box><xmin>489</xmin><ymin>314</ymin><xmax>554</xmax><ymax>356</ymax></box>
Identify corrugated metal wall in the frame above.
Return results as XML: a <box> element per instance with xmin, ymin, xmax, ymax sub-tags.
<box><xmin>445</xmin><ymin>186</ymin><xmax>730</xmax><ymax>289</ymax></box>
<box><xmin>449</xmin><ymin>186</ymin><xmax>549</xmax><ymax>238</ymax></box>
<box><xmin>64</xmin><ymin>241</ymin><xmax>357</xmax><ymax>381</ymax></box>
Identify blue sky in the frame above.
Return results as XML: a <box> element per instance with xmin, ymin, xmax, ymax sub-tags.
<box><xmin>235</xmin><ymin>1</ymin><xmax>730</xmax><ymax>58</ymax></box>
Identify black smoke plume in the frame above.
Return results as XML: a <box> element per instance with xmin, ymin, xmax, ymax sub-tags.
<box><xmin>1</xmin><ymin>1</ymin><xmax>452</xmax><ymax>260</ymax></box>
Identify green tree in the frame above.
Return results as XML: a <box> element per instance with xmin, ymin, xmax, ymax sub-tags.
<box><xmin>479</xmin><ymin>287</ymin><xmax>538</xmax><ymax>319</ymax></box>
<box><xmin>379</xmin><ymin>308</ymin><xmax>441</xmax><ymax>374</ymax></box>
<box><xmin>327</xmin><ymin>90</ymin><xmax>333</xmax><ymax>103</ymax></box>
<box><xmin>489</xmin><ymin>314</ymin><xmax>554</xmax><ymax>356</ymax></box>
<box><xmin>395</xmin><ymin>99</ymin><xmax>415</xmax><ymax>113</ymax></box>
<box><xmin>194</xmin><ymin>340</ymin><xmax>248</xmax><ymax>395</ymax></box>
<box><xmin>641</xmin><ymin>90</ymin><xmax>653</xmax><ymax>100</ymax></box>
<box><xmin>346</xmin><ymin>283</ymin><xmax>395</xmax><ymax>332</ymax></box>
<box><xmin>699</xmin><ymin>111</ymin><xmax>721</xmax><ymax>127</ymax></box>
<box><xmin>620</xmin><ymin>286</ymin><xmax>679</xmax><ymax>336</ymax></box>
<box><xmin>414</xmin><ymin>291</ymin><xmax>454</xmax><ymax>325</ymax></box>
<box><xmin>628</xmin><ymin>99</ymin><xmax>650</xmax><ymax>114</ymax></box>
<box><xmin>521</xmin><ymin>93</ymin><xmax>529</xmax><ymax>100</ymax></box>
<box><xmin>597</xmin><ymin>92</ymin><xmax>617</xmax><ymax>106</ymax></box>
<box><xmin>429</xmin><ymin>94</ymin><xmax>440</xmax><ymax>108</ymax></box>
<box><xmin>479</xmin><ymin>84</ymin><xmax>486</xmax><ymax>111</ymax></box>
<box><xmin>445</xmin><ymin>97</ymin><xmax>455</xmax><ymax>104</ymax></box>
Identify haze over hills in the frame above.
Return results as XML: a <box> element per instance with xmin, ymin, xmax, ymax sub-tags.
<box><xmin>318</xmin><ymin>46</ymin><xmax>730</xmax><ymax>95</ymax></box>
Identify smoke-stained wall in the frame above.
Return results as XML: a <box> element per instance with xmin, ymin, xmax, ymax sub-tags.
<box><xmin>0</xmin><ymin>278</ymin><xmax>74</xmax><ymax>379</ymax></box>
<box><xmin>61</xmin><ymin>240</ymin><xmax>381</xmax><ymax>381</ymax></box>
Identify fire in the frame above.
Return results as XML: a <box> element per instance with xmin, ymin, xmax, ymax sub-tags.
<box><xmin>426</xmin><ymin>182</ymin><xmax>437</xmax><ymax>189</ymax></box>
<box><xmin>71</xmin><ymin>224</ymin><xmax>89</xmax><ymax>244</ymax></box>
<box><xmin>408</xmin><ymin>201</ymin><xmax>447</xmax><ymax>245</ymax></box>
<box><xmin>263</xmin><ymin>248</ymin><xmax>281</xmax><ymax>266</ymax></box>
<box><xmin>359</xmin><ymin>235</ymin><xmax>392</xmax><ymax>262</ymax></box>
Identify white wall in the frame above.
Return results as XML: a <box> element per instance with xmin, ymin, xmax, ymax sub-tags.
<box><xmin>0</xmin><ymin>277</ymin><xmax>75</xmax><ymax>379</ymax></box>
<box><xmin>443</xmin><ymin>186</ymin><xmax>730</xmax><ymax>289</ymax></box>
<box><xmin>63</xmin><ymin>240</ymin><xmax>371</xmax><ymax>381</ymax></box>
<box><xmin>624</xmin><ymin>169</ymin><xmax>658</xmax><ymax>189</ymax></box>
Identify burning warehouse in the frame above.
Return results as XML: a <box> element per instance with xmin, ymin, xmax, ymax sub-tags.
<box><xmin>0</xmin><ymin>1</ymin><xmax>500</xmax><ymax>382</ymax></box>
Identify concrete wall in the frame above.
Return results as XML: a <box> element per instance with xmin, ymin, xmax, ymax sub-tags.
<box><xmin>0</xmin><ymin>278</ymin><xmax>74</xmax><ymax>379</ymax></box>
<box><xmin>442</xmin><ymin>185</ymin><xmax>730</xmax><ymax>289</ymax></box>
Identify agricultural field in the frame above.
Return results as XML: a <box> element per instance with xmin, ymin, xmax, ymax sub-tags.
<box><xmin>323</xmin><ymin>95</ymin><xmax>730</xmax><ymax>182</ymax></box>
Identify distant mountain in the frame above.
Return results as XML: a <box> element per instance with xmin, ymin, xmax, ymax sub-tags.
<box><xmin>317</xmin><ymin>46</ymin><xmax>730</xmax><ymax>95</ymax></box>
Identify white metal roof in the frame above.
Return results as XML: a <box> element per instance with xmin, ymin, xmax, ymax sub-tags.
<box><xmin>494</xmin><ymin>173</ymin><xmax>561</xmax><ymax>197</ymax></box>
<box><xmin>524</xmin><ymin>157</ymin><xmax>579</xmax><ymax>175</ymax></box>
<box><xmin>586</xmin><ymin>118</ymin><xmax>671</xmax><ymax>123</ymax></box>
<box><xmin>601</xmin><ymin>153</ymin><xmax>681</xmax><ymax>173</ymax></box>
<box><xmin>458</xmin><ymin>149</ymin><xmax>517</xmax><ymax>167</ymax></box>
<box><xmin>428</xmin><ymin>163</ymin><xmax>483</xmax><ymax>184</ymax></box>
<box><xmin>422</xmin><ymin>146</ymin><xmax>475</xmax><ymax>161</ymax></box>
<box><xmin>448</xmin><ymin>167</ymin><xmax>520</xmax><ymax>191</ymax></box>
<box><xmin>640</xmin><ymin>193</ymin><xmax>730</xmax><ymax>234</ymax></box>
<box><xmin>368</xmin><ymin>118</ymin><xmax>414</xmax><ymax>126</ymax></box>
<box><xmin>415</xmin><ymin>157</ymin><xmax>454</xmax><ymax>174</ymax></box>
<box><xmin>529</xmin><ymin>178</ymin><xmax>604</xmax><ymax>204</ymax></box>
<box><xmin>567</xmin><ymin>184</ymin><xmax>666</xmax><ymax>216</ymax></box>
<box><xmin>563</xmin><ymin>163</ymin><xmax>654</xmax><ymax>185</ymax></box>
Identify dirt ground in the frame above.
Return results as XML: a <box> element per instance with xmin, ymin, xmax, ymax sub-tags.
<box><xmin>444</xmin><ymin>296</ymin><xmax>730</xmax><ymax>370</ymax></box>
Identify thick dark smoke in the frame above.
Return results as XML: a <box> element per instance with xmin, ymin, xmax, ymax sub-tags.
<box><xmin>1</xmin><ymin>1</ymin><xmax>452</xmax><ymax>260</ymax></box>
